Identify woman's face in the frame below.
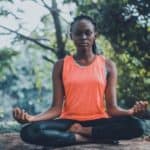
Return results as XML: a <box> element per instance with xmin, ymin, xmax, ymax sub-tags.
<box><xmin>71</xmin><ymin>19</ymin><xmax>96</xmax><ymax>52</ymax></box>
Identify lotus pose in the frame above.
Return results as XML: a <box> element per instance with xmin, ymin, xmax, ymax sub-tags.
<box><xmin>13</xmin><ymin>15</ymin><xmax>148</xmax><ymax>147</ymax></box>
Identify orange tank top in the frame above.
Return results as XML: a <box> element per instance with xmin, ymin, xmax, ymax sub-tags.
<box><xmin>59</xmin><ymin>55</ymin><xmax>109</xmax><ymax>121</ymax></box>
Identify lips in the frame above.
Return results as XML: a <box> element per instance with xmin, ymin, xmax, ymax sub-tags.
<box><xmin>78</xmin><ymin>43</ymin><xmax>89</xmax><ymax>46</ymax></box>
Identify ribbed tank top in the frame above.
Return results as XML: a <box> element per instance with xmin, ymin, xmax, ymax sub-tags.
<box><xmin>59</xmin><ymin>55</ymin><xmax>109</xmax><ymax>121</ymax></box>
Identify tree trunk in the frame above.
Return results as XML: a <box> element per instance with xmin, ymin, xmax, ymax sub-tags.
<box><xmin>51</xmin><ymin>0</ymin><xmax>66</xmax><ymax>59</ymax></box>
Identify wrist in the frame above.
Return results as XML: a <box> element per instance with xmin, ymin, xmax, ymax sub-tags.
<box><xmin>28</xmin><ymin>115</ymin><xmax>36</xmax><ymax>122</ymax></box>
<box><xmin>128</xmin><ymin>108</ymin><xmax>134</xmax><ymax>116</ymax></box>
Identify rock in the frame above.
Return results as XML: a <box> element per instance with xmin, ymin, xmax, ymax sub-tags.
<box><xmin>0</xmin><ymin>133</ymin><xmax>150</xmax><ymax>150</ymax></box>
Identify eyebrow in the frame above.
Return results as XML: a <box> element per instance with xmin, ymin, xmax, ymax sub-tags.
<box><xmin>73</xmin><ymin>27</ymin><xmax>95</xmax><ymax>32</ymax></box>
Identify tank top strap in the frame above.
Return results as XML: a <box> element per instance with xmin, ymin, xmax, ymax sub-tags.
<box><xmin>96</xmin><ymin>54</ymin><xmax>108</xmax><ymax>78</ymax></box>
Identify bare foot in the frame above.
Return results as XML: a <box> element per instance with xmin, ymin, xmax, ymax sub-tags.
<box><xmin>74</xmin><ymin>134</ymin><xmax>90</xmax><ymax>143</ymax></box>
<box><xmin>68</xmin><ymin>123</ymin><xmax>92</xmax><ymax>137</ymax></box>
<box><xmin>69</xmin><ymin>123</ymin><xmax>82</xmax><ymax>133</ymax></box>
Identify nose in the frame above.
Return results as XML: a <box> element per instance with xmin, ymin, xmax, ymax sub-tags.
<box><xmin>81</xmin><ymin>33</ymin><xmax>87</xmax><ymax>40</ymax></box>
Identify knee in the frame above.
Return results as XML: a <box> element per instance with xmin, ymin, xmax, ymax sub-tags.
<box><xmin>20</xmin><ymin>124</ymin><xmax>31</xmax><ymax>143</ymax></box>
<box><xmin>128</xmin><ymin>117</ymin><xmax>145</xmax><ymax>137</ymax></box>
<box><xmin>20</xmin><ymin>123</ymin><xmax>40</xmax><ymax>144</ymax></box>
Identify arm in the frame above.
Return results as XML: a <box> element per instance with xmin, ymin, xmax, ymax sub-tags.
<box><xmin>105</xmin><ymin>59</ymin><xmax>148</xmax><ymax>117</ymax></box>
<box><xmin>13</xmin><ymin>59</ymin><xmax>65</xmax><ymax>123</ymax></box>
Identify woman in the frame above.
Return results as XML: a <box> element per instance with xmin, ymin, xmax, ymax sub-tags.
<box><xmin>13</xmin><ymin>15</ymin><xmax>148</xmax><ymax>147</ymax></box>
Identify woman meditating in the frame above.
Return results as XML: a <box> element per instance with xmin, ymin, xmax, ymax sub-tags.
<box><xmin>13</xmin><ymin>15</ymin><xmax>148</xmax><ymax>146</ymax></box>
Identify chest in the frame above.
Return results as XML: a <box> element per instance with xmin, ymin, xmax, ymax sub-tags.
<box><xmin>63</xmin><ymin>65</ymin><xmax>106</xmax><ymax>87</ymax></box>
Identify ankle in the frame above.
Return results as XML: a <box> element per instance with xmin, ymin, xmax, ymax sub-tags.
<box><xmin>81</xmin><ymin>126</ymin><xmax>92</xmax><ymax>136</ymax></box>
<box><xmin>74</xmin><ymin>134</ymin><xmax>90</xmax><ymax>142</ymax></box>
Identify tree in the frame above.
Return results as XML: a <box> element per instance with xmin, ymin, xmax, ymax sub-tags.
<box><xmin>0</xmin><ymin>0</ymin><xmax>75</xmax><ymax>117</ymax></box>
<box><xmin>0</xmin><ymin>0</ymin><xmax>149</xmax><ymax>109</ymax></box>
<box><xmin>0</xmin><ymin>0</ymin><xmax>72</xmax><ymax>61</ymax></box>
<box><xmin>0</xmin><ymin>48</ymin><xmax>19</xmax><ymax>80</ymax></box>
<box><xmin>64</xmin><ymin>0</ymin><xmax>149</xmax><ymax>69</ymax></box>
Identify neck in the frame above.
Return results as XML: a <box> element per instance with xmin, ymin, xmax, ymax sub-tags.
<box><xmin>73</xmin><ymin>49</ymin><xmax>96</xmax><ymax>66</ymax></box>
<box><xmin>75</xmin><ymin>49</ymin><xmax>95</xmax><ymax>60</ymax></box>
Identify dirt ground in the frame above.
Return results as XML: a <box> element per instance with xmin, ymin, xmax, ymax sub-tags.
<box><xmin>0</xmin><ymin>133</ymin><xmax>150</xmax><ymax>150</ymax></box>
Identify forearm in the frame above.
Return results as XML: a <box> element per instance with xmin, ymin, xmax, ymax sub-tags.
<box><xmin>31</xmin><ymin>106</ymin><xmax>62</xmax><ymax>122</ymax></box>
<box><xmin>107</xmin><ymin>105</ymin><xmax>133</xmax><ymax>117</ymax></box>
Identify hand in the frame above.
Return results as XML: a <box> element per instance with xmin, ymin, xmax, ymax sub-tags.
<box><xmin>12</xmin><ymin>107</ymin><xmax>34</xmax><ymax>124</ymax></box>
<box><xmin>130</xmin><ymin>101</ymin><xmax>149</xmax><ymax>115</ymax></box>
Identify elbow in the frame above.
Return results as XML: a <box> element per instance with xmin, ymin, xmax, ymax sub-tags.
<box><xmin>57</xmin><ymin>108</ymin><xmax>62</xmax><ymax>116</ymax></box>
<box><xmin>107</xmin><ymin>105</ymin><xmax>118</xmax><ymax>117</ymax></box>
<box><xmin>52</xmin><ymin>106</ymin><xmax>62</xmax><ymax>116</ymax></box>
<box><xmin>107</xmin><ymin>109</ymin><xmax>114</xmax><ymax>117</ymax></box>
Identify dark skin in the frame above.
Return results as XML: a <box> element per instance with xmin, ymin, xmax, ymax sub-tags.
<box><xmin>13</xmin><ymin>19</ymin><xmax>148</xmax><ymax>141</ymax></box>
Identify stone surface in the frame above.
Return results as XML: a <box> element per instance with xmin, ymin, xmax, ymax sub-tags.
<box><xmin>0</xmin><ymin>133</ymin><xmax>150</xmax><ymax>150</ymax></box>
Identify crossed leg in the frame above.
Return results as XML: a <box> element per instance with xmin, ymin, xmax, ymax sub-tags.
<box><xmin>68</xmin><ymin>116</ymin><xmax>144</xmax><ymax>141</ymax></box>
<box><xmin>20</xmin><ymin>116</ymin><xmax>144</xmax><ymax>146</ymax></box>
<box><xmin>20</xmin><ymin>119</ymin><xmax>77</xmax><ymax>146</ymax></box>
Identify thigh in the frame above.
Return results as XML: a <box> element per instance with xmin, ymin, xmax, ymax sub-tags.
<box><xmin>79</xmin><ymin>116</ymin><xmax>134</xmax><ymax>127</ymax></box>
<box><xmin>23</xmin><ymin>118</ymin><xmax>75</xmax><ymax>131</ymax></box>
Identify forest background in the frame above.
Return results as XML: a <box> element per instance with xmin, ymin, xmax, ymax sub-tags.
<box><xmin>0</xmin><ymin>0</ymin><xmax>149</xmax><ymax>134</ymax></box>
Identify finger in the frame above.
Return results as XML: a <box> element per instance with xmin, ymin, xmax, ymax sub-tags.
<box><xmin>136</xmin><ymin>101</ymin><xmax>147</xmax><ymax>113</ymax></box>
<box><xmin>12</xmin><ymin>108</ymin><xmax>25</xmax><ymax>123</ymax></box>
<box><xmin>140</xmin><ymin>101</ymin><xmax>148</xmax><ymax>111</ymax></box>
<box><xmin>21</xmin><ymin>109</ymin><xmax>25</xmax><ymax>120</ymax></box>
<box><xmin>135</xmin><ymin>102</ymin><xmax>140</xmax><ymax>112</ymax></box>
<box><xmin>133</xmin><ymin>105</ymin><xmax>138</xmax><ymax>114</ymax></box>
<box><xmin>144</xmin><ymin>101</ymin><xmax>149</xmax><ymax>109</ymax></box>
<box><xmin>20</xmin><ymin>109</ymin><xmax>25</xmax><ymax>120</ymax></box>
<box><xmin>23</xmin><ymin>110</ymin><xmax>29</xmax><ymax>122</ymax></box>
<box><xmin>134</xmin><ymin>102</ymin><xmax>143</xmax><ymax>113</ymax></box>
<box><xmin>24</xmin><ymin>113</ymin><xmax>29</xmax><ymax>122</ymax></box>
<box><xmin>140</xmin><ymin>101</ymin><xmax>148</xmax><ymax>106</ymax></box>
<box><xmin>137</xmin><ymin>101</ymin><xmax>144</xmax><ymax>111</ymax></box>
<box><xmin>139</xmin><ymin>101</ymin><xmax>145</xmax><ymax>111</ymax></box>
<box><xmin>12</xmin><ymin>109</ymin><xmax>16</xmax><ymax>118</ymax></box>
<box><xmin>18</xmin><ymin>108</ymin><xmax>25</xmax><ymax>120</ymax></box>
<box><xmin>13</xmin><ymin>108</ymin><xmax>17</xmax><ymax>118</ymax></box>
<box><xmin>24</xmin><ymin>113</ymin><xmax>27</xmax><ymax>121</ymax></box>
<box><xmin>14</xmin><ymin>107</ymin><xmax>20</xmax><ymax>119</ymax></box>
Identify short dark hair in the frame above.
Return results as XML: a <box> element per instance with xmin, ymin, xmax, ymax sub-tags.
<box><xmin>70</xmin><ymin>15</ymin><xmax>97</xmax><ymax>54</ymax></box>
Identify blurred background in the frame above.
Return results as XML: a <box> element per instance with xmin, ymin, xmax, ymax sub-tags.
<box><xmin>0</xmin><ymin>0</ymin><xmax>149</xmax><ymax>133</ymax></box>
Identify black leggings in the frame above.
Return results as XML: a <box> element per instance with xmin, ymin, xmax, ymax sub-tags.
<box><xmin>20</xmin><ymin>116</ymin><xmax>144</xmax><ymax>146</ymax></box>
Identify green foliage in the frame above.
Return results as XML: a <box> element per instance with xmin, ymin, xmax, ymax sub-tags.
<box><xmin>0</xmin><ymin>48</ymin><xmax>19</xmax><ymax>61</ymax></box>
<box><xmin>0</xmin><ymin>0</ymin><xmax>14</xmax><ymax>3</ymax></box>
<box><xmin>0</xmin><ymin>0</ymin><xmax>149</xmax><ymax>126</ymax></box>
<box><xmin>0</xmin><ymin>53</ymin><xmax>52</xmax><ymax>122</ymax></box>
<box><xmin>0</xmin><ymin>7</ymin><xmax>10</xmax><ymax>16</ymax></box>
<box><xmin>0</xmin><ymin>0</ymin><xmax>59</xmax><ymax>125</ymax></box>
<box><xmin>64</xmin><ymin>0</ymin><xmax>150</xmax><ymax>106</ymax></box>
<box><xmin>98</xmin><ymin>36</ymin><xmax>149</xmax><ymax>107</ymax></box>
<box><xmin>67</xmin><ymin>0</ymin><xmax>150</xmax><ymax>69</ymax></box>
<box><xmin>0</xmin><ymin>48</ymin><xmax>19</xmax><ymax>80</ymax></box>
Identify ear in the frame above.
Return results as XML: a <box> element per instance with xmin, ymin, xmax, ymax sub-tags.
<box><xmin>95</xmin><ymin>32</ymin><xmax>98</xmax><ymax>38</ymax></box>
<box><xmin>95</xmin><ymin>32</ymin><xmax>100</xmax><ymax>38</ymax></box>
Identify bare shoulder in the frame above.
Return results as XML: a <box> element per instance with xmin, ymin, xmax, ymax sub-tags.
<box><xmin>54</xmin><ymin>59</ymin><xmax>64</xmax><ymax>69</ymax></box>
<box><xmin>105</xmin><ymin>58</ymin><xmax>117</xmax><ymax>74</ymax></box>
<box><xmin>53</xmin><ymin>59</ymin><xmax>64</xmax><ymax>77</ymax></box>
